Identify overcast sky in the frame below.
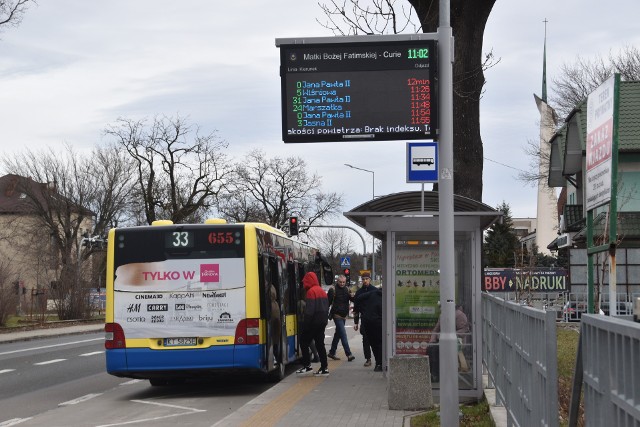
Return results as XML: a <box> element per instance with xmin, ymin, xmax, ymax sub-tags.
<box><xmin>1</xmin><ymin>1</ymin><xmax>639</xmax><ymax>230</ymax></box>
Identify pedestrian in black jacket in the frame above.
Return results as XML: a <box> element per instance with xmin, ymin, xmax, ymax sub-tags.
<box><xmin>353</xmin><ymin>272</ymin><xmax>376</xmax><ymax>367</ymax></box>
<box><xmin>354</xmin><ymin>286</ymin><xmax>383</xmax><ymax>371</ymax></box>
<box><xmin>327</xmin><ymin>274</ymin><xmax>355</xmax><ymax>361</ymax></box>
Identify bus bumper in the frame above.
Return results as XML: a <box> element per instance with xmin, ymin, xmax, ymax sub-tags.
<box><xmin>106</xmin><ymin>345</ymin><xmax>264</xmax><ymax>378</ymax></box>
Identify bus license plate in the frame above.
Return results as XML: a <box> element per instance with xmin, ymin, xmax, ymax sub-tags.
<box><xmin>164</xmin><ymin>337</ymin><xmax>197</xmax><ymax>347</ymax></box>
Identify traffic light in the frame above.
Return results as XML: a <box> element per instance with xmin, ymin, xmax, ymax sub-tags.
<box><xmin>289</xmin><ymin>216</ymin><xmax>299</xmax><ymax>236</ymax></box>
<box><xmin>343</xmin><ymin>268</ymin><xmax>350</xmax><ymax>285</ymax></box>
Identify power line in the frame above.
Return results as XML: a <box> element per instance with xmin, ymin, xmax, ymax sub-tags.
<box><xmin>484</xmin><ymin>157</ymin><xmax>527</xmax><ymax>173</ymax></box>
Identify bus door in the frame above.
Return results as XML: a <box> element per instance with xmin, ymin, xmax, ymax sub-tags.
<box><xmin>294</xmin><ymin>263</ymin><xmax>308</xmax><ymax>357</ymax></box>
<box><xmin>287</xmin><ymin>260</ymin><xmax>299</xmax><ymax>358</ymax></box>
<box><xmin>261</xmin><ymin>255</ymin><xmax>283</xmax><ymax>371</ymax></box>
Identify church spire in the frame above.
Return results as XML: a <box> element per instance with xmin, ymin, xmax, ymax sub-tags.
<box><xmin>542</xmin><ymin>18</ymin><xmax>548</xmax><ymax>103</ymax></box>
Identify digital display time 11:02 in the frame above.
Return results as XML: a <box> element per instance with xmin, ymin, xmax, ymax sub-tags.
<box><xmin>278</xmin><ymin>39</ymin><xmax>437</xmax><ymax>143</ymax></box>
<box><xmin>407</xmin><ymin>48</ymin><xmax>430</xmax><ymax>59</ymax></box>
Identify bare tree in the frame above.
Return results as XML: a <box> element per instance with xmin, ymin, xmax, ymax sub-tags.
<box><xmin>2</xmin><ymin>144</ymin><xmax>132</xmax><ymax>319</ymax></box>
<box><xmin>551</xmin><ymin>46</ymin><xmax>640</xmax><ymax>119</ymax></box>
<box><xmin>0</xmin><ymin>259</ymin><xmax>17</xmax><ymax>326</ymax></box>
<box><xmin>88</xmin><ymin>143</ymin><xmax>137</xmax><ymax>230</ymax></box>
<box><xmin>310</xmin><ymin>228</ymin><xmax>355</xmax><ymax>272</ymax></box>
<box><xmin>217</xmin><ymin>186</ymin><xmax>268</xmax><ymax>223</ymax></box>
<box><xmin>318</xmin><ymin>0</ymin><xmax>420</xmax><ymax>35</ymax></box>
<box><xmin>318</xmin><ymin>0</ymin><xmax>497</xmax><ymax>201</ymax></box>
<box><xmin>218</xmin><ymin>149</ymin><xmax>344</xmax><ymax>228</ymax></box>
<box><xmin>0</xmin><ymin>0</ymin><xmax>34</xmax><ymax>31</ymax></box>
<box><xmin>104</xmin><ymin>115</ymin><xmax>232</xmax><ymax>225</ymax></box>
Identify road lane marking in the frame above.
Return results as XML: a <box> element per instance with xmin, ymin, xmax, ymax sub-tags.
<box><xmin>59</xmin><ymin>393</ymin><xmax>103</xmax><ymax>406</ymax></box>
<box><xmin>130</xmin><ymin>400</ymin><xmax>207</xmax><ymax>412</ymax></box>
<box><xmin>34</xmin><ymin>358</ymin><xmax>66</xmax><ymax>365</ymax></box>
<box><xmin>119</xmin><ymin>379</ymin><xmax>143</xmax><ymax>386</ymax></box>
<box><xmin>0</xmin><ymin>369</ymin><xmax>16</xmax><ymax>374</ymax></box>
<box><xmin>79</xmin><ymin>351</ymin><xmax>104</xmax><ymax>356</ymax></box>
<box><xmin>0</xmin><ymin>338</ymin><xmax>104</xmax><ymax>356</ymax></box>
<box><xmin>0</xmin><ymin>418</ymin><xmax>33</xmax><ymax>426</ymax></box>
<box><xmin>96</xmin><ymin>400</ymin><xmax>206</xmax><ymax>427</ymax></box>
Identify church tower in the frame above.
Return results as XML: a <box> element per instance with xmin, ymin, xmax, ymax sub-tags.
<box><xmin>534</xmin><ymin>20</ymin><xmax>559</xmax><ymax>255</ymax></box>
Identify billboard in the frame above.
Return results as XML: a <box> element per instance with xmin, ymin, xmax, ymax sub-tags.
<box><xmin>482</xmin><ymin>268</ymin><xmax>569</xmax><ymax>293</ymax></box>
<box><xmin>585</xmin><ymin>75</ymin><xmax>616</xmax><ymax>211</ymax></box>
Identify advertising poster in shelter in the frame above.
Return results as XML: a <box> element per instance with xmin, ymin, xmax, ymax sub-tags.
<box><xmin>395</xmin><ymin>242</ymin><xmax>440</xmax><ymax>355</ymax></box>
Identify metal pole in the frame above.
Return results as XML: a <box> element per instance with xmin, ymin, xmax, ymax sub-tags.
<box><xmin>344</xmin><ymin>163</ymin><xmax>375</xmax><ymax>279</ymax></box>
<box><xmin>304</xmin><ymin>224</ymin><xmax>367</xmax><ymax>271</ymax></box>
<box><xmin>371</xmin><ymin>170</ymin><xmax>375</xmax><ymax>282</ymax></box>
<box><xmin>438</xmin><ymin>0</ymin><xmax>459</xmax><ymax>425</ymax></box>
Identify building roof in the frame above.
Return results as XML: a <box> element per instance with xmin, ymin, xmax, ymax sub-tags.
<box><xmin>0</xmin><ymin>174</ymin><xmax>38</xmax><ymax>214</ymax></box>
<box><xmin>548</xmin><ymin>81</ymin><xmax>640</xmax><ymax>188</ymax></box>
<box><xmin>0</xmin><ymin>174</ymin><xmax>94</xmax><ymax>216</ymax></box>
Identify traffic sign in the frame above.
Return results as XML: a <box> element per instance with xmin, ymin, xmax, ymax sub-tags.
<box><xmin>407</xmin><ymin>141</ymin><xmax>438</xmax><ymax>183</ymax></box>
<box><xmin>340</xmin><ymin>257</ymin><xmax>351</xmax><ymax>267</ymax></box>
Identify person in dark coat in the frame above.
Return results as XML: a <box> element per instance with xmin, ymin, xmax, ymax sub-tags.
<box><xmin>353</xmin><ymin>272</ymin><xmax>376</xmax><ymax>366</ymax></box>
<box><xmin>354</xmin><ymin>286</ymin><xmax>383</xmax><ymax>371</ymax></box>
<box><xmin>297</xmin><ymin>285</ymin><xmax>320</xmax><ymax>363</ymax></box>
<box><xmin>296</xmin><ymin>271</ymin><xmax>330</xmax><ymax>376</ymax></box>
<box><xmin>327</xmin><ymin>274</ymin><xmax>355</xmax><ymax>361</ymax></box>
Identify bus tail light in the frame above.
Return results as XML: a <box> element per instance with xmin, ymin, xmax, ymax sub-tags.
<box><xmin>235</xmin><ymin>318</ymin><xmax>260</xmax><ymax>345</ymax></box>
<box><xmin>105</xmin><ymin>323</ymin><xmax>126</xmax><ymax>349</ymax></box>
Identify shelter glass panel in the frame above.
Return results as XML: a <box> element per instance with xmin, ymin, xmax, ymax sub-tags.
<box><xmin>392</xmin><ymin>234</ymin><xmax>474</xmax><ymax>390</ymax></box>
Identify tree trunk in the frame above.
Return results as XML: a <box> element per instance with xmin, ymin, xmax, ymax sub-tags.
<box><xmin>410</xmin><ymin>0</ymin><xmax>495</xmax><ymax>201</ymax></box>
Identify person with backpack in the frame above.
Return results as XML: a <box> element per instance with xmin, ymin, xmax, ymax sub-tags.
<box><xmin>327</xmin><ymin>274</ymin><xmax>356</xmax><ymax>362</ymax></box>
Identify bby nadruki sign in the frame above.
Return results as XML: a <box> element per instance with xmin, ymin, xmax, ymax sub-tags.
<box><xmin>483</xmin><ymin>268</ymin><xmax>569</xmax><ymax>292</ymax></box>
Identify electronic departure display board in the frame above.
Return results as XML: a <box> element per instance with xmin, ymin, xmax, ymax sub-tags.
<box><xmin>278</xmin><ymin>39</ymin><xmax>437</xmax><ymax>143</ymax></box>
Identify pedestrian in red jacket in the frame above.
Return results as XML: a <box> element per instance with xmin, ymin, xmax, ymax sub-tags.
<box><xmin>296</xmin><ymin>271</ymin><xmax>330</xmax><ymax>376</ymax></box>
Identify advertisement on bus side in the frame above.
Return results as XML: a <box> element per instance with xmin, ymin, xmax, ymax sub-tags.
<box><xmin>113</xmin><ymin>258</ymin><xmax>246</xmax><ymax>338</ymax></box>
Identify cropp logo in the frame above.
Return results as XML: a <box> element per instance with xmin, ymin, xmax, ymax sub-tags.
<box><xmin>200</xmin><ymin>264</ymin><xmax>220</xmax><ymax>283</ymax></box>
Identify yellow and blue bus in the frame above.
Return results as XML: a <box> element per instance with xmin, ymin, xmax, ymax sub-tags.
<box><xmin>104</xmin><ymin>219</ymin><xmax>333</xmax><ymax>385</ymax></box>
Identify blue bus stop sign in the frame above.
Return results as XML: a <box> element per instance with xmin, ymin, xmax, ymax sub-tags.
<box><xmin>407</xmin><ymin>142</ymin><xmax>438</xmax><ymax>183</ymax></box>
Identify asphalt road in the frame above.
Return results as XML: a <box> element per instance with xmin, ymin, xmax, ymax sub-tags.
<box><xmin>0</xmin><ymin>332</ymin><xmax>282</xmax><ymax>427</ymax></box>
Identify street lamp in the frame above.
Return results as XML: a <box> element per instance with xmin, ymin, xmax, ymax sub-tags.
<box><xmin>344</xmin><ymin>163</ymin><xmax>376</xmax><ymax>282</ymax></box>
<box><xmin>344</xmin><ymin>164</ymin><xmax>374</xmax><ymax>199</ymax></box>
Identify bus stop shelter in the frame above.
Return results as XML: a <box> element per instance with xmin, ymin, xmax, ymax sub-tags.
<box><xmin>344</xmin><ymin>190</ymin><xmax>501</xmax><ymax>403</ymax></box>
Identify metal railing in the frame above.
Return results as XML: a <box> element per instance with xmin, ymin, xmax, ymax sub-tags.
<box><xmin>569</xmin><ymin>314</ymin><xmax>640</xmax><ymax>426</ymax></box>
<box><xmin>482</xmin><ymin>293</ymin><xmax>559</xmax><ymax>427</ymax></box>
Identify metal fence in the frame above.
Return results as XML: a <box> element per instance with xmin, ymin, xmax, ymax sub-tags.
<box><xmin>570</xmin><ymin>314</ymin><xmax>640</xmax><ymax>427</ymax></box>
<box><xmin>482</xmin><ymin>293</ymin><xmax>559</xmax><ymax>427</ymax></box>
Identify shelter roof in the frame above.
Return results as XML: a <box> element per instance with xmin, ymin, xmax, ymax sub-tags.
<box><xmin>344</xmin><ymin>191</ymin><xmax>501</xmax><ymax>239</ymax></box>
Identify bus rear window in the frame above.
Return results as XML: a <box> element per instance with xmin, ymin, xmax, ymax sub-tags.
<box><xmin>114</xmin><ymin>225</ymin><xmax>245</xmax><ymax>269</ymax></box>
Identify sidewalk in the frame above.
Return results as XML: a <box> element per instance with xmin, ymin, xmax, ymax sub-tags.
<box><xmin>0</xmin><ymin>323</ymin><xmax>507</xmax><ymax>426</ymax></box>
<box><xmin>214</xmin><ymin>332</ymin><xmax>417</xmax><ymax>427</ymax></box>
<box><xmin>213</xmin><ymin>330</ymin><xmax>508</xmax><ymax>427</ymax></box>
<box><xmin>0</xmin><ymin>323</ymin><xmax>104</xmax><ymax>344</ymax></box>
